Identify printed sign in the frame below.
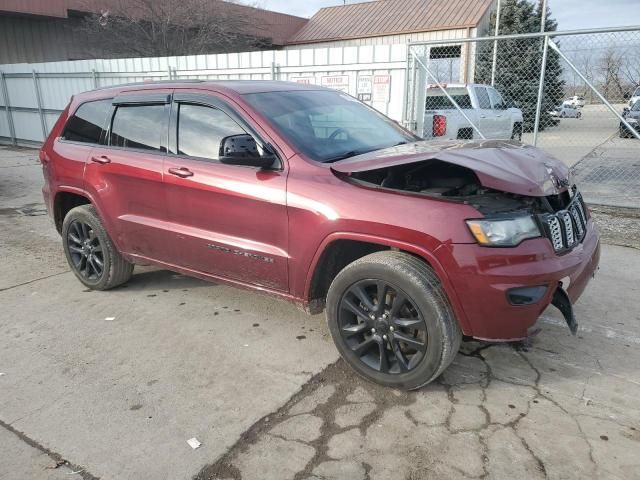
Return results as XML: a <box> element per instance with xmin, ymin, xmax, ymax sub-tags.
<box><xmin>357</xmin><ymin>75</ymin><xmax>372</xmax><ymax>102</ymax></box>
<box><xmin>373</xmin><ymin>74</ymin><xmax>392</xmax><ymax>103</ymax></box>
<box><xmin>321</xmin><ymin>75</ymin><xmax>350</xmax><ymax>93</ymax></box>
<box><xmin>289</xmin><ymin>77</ymin><xmax>316</xmax><ymax>85</ymax></box>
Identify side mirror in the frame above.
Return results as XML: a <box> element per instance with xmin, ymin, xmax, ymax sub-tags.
<box><xmin>219</xmin><ymin>134</ymin><xmax>276</xmax><ymax>169</ymax></box>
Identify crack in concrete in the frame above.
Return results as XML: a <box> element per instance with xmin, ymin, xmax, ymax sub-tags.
<box><xmin>0</xmin><ymin>271</ymin><xmax>69</xmax><ymax>292</ymax></box>
<box><xmin>196</xmin><ymin>338</ymin><xmax>635</xmax><ymax>480</ymax></box>
<box><xmin>0</xmin><ymin>419</ymin><xmax>99</xmax><ymax>480</ymax></box>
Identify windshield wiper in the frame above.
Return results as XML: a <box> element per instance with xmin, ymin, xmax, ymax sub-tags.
<box><xmin>323</xmin><ymin>141</ymin><xmax>411</xmax><ymax>164</ymax></box>
<box><xmin>324</xmin><ymin>149</ymin><xmax>371</xmax><ymax>163</ymax></box>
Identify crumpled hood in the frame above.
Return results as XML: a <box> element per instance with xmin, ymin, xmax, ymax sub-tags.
<box><xmin>330</xmin><ymin>140</ymin><xmax>571</xmax><ymax>197</ymax></box>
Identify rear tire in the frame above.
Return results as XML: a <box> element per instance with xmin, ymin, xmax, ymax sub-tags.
<box><xmin>326</xmin><ymin>251</ymin><xmax>462</xmax><ymax>390</ymax></box>
<box><xmin>62</xmin><ymin>205</ymin><xmax>133</xmax><ymax>290</ymax></box>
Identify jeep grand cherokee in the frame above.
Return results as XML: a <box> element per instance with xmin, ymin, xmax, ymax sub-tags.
<box><xmin>40</xmin><ymin>81</ymin><xmax>600</xmax><ymax>390</ymax></box>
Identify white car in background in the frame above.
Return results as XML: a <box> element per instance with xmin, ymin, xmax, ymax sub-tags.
<box><xmin>423</xmin><ymin>84</ymin><xmax>524</xmax><ymax>141</ymax></box>
<box><xmin>550</xmin><ymin>104</ymin><xmax>582</xmax><ymax>118</ymax></box>
<box><xmin>564</xmin><ymin>96</ymin><xmax>585</xmax><ymax>108</ymax></box>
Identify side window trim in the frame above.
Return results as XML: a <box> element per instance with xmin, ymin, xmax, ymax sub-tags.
<box><xmin>105</xmin><ymin>100</ymin><xmax>171</xmax><ymax>155</ymax></box>
<box><xmin>168</xmin><ymin>93</ymin><xmax>282</xmax><ymax>169</ymax></box>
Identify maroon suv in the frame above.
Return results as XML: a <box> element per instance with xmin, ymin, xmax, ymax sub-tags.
<box><xmin>40</xmin><ymin>81</ymin><xmax>600</xmax><ymax>389</ymax></box>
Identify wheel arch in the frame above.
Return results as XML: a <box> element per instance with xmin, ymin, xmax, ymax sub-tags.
<box><xmin>53</xmin><ymin>188</ymin><xmax>92</xmax><ymax>233</ymax></box>
<box><xmin>303</xmin><ymin>232</ymin><xmax>471</xmax><ymax>334</ymax></box>
<box><xmin>52</xmin><ymin>188</ymin><xmax>120</xmax><ymax>251</ymax></box>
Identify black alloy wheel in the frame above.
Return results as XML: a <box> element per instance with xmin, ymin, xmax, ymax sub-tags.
<box><xmin>338</xmin><ymin>279</ymin><xmax>427</xmax><ymax>374</ymax></box>
<box><xmin>67</xmin><ymin>220</ymin><xmax>105</xmax><ymax>281</ymax></box>
<box><xmin>62</xmin><ymin>204</ymin><xmax>133</xmax><ymax>290</ymax></box>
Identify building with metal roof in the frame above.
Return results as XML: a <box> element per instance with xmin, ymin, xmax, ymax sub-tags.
<box><xmin>286</xmin><ymin>0</ymin><xmax>495</xmax><ymax>48</ymax></box>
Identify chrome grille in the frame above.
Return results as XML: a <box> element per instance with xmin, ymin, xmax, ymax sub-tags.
<box><xmin>561</xmin><ymin>211</ymin><xmax>575</xmax><ymax>246</ymax></box>
<box><xmin>547</xmin><ymin>216</ymin><xmax>564</xmax><ymax>251</ymax></box>
<box><xmin>542</xmin><ymin>190</ymin><xmax>588</xmax><ymax>253</ymax></box>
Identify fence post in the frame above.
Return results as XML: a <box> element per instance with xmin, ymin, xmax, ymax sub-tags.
<box><xmin>490</xmin><ymin>0</ymin><xmax>502</xmax><ymax>86</ymax></box>
<box><xmin>32</xmin><ymin>70</ymin><xmax>48</xmax><ymax>141</ymax></box>
<box><xmin>271</xmin><ymin>61</ymin><xmax>276</xmax><ymax>80</ymax></box>
<box><xmin>91</xmin><ymin>68</ymin><xmax>99</xmax><ymax>89</ymax></box>
<box><xmin>0</xmin><ymin>71</ymin><xmax>17</xmax><ymax>146</ymax></box>
<box><xmin>532</xmin><ymin>35</ymin><xmax>549</xmax><ymax>146</ymax></box>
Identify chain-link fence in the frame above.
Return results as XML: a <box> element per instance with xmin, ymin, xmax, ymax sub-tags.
<box><xmin>406</xmin><ymin>26</ymin><xmax>640</xmax><ymax>209</ymax></box>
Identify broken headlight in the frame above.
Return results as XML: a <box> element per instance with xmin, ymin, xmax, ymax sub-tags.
<box><xmin>466</xmin><ymin>216</ymin><xmax>541</xmax><ymax>247</ymax></box>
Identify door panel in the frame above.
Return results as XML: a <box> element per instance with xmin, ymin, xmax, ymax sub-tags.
<box><xmin>474</xmin><ymin>86</ymin><xmax>497</xmax><ymax>138</ymax></box>
<box><xmin>83</xmin><ymin>94</ymin><xmax>172</xmax><ymax>262</ymax></box>
<box><xmin>488</xmin><ymin>87</ymin><xmax>511</xmax><ymax>138</ymax></box>
<box><xmin>164</xmin><ymin>96</ymin><xmax>289</xmax><ymax>291</ymax></box>
<box><xmin>164</xmin><ymin>161</ymin><xmax>288</xmax><ymax>290</ymax></box>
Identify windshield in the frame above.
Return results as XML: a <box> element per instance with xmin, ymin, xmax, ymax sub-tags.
<box><xmin>243</xmin><ymin>90</ymin><xmax>416</xmax><ymax>163</ymax></box>
<box><xmin>632</xmin><ymin>100</ymin><xmax>640</xmax><ymax>111</ymax></box>
<box><xmin>634</xmin><ymin>87</ymin><xmax>640</xmax><ymax>97</ymax></box>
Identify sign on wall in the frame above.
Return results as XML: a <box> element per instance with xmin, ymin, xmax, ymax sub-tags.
<box><xmin>321</xmin><ymin>75</ymin><xmax>350</xmax><ymax>93</ymax></box>
<box><xmin>357</xmin><ymin>75</ymin><xmax>372</xmax><ymax>102</ymax></box>
<box><xmin>373</xmin><ymin>74</ymin><xmax>392</xmax><ymax>103</ymax></box>
<box><xmin>289</xmin><ymin>76</ymin><xmax>316</xmax><ymax>85</ymax></box>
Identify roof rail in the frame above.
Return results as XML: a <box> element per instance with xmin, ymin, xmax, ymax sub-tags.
<box><xmin>91</xmin><ymin>79</ymin><xmax>205</xmax><ymax>92</ymax></box>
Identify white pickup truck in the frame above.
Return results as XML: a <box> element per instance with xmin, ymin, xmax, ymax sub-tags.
<box><xmin>422</xmin><ymin>84</ymin><xmax>524</xmax><ymax>141</ymax></box>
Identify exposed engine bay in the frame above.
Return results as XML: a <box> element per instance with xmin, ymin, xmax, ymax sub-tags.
<box><xmin>347</xmin><ymin>159</ymin><xmax>573</xmax><ymax>216</ymax></box>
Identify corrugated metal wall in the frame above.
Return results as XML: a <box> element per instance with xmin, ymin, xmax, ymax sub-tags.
<box><xmin>0</xmin><ymin>44</ymin><xmax>409</xmax><ymax>146</ymax></box>
<box><xmin>0</xmin><ymin>16</ymin><xmax>89</xmax><ymax>64</ymax></box>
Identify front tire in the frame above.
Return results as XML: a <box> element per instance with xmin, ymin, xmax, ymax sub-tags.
<box><xmin>62</xmin><ymin>205</ymin><xmax>133</xmax><ymax>290</ymax></box>
<box><xmin>326</xmin><ymin>251</ymin><xmax>462</xmax><ymax>390</ymax></box>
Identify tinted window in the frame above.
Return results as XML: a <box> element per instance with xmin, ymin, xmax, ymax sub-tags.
<box><xmin>110</xmin><ymin>105</ymin><xmax>166</xmax><ymax>152</ymax></box>
<box><xmin>425</xmin><ymin>94</ymin><xmax>473</xmax><ymax>110</ymax></box>
<box><xmin>62</xmin><ymin>100</ymin><xmax>111</xmax><ymax>144</ymax></box>
<box><xmin>177</xmin><ymin>104</ymin><xmax>247</xmax><ymax>160</ymax></box>
<box><xmin>475</xmin><ymin>87</ymin><xmax>491</xmax><ymax>109</ymax></box>
<box><xmin>244</xmin><ymin>90</ymin><xmax>416</xmax><ymax>163</ymax></box>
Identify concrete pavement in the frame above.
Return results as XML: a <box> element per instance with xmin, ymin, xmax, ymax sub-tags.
<box><xmin>1</xmin><ymin>145</ymin><xmax>639</xmax><ymax>480</ymax></box>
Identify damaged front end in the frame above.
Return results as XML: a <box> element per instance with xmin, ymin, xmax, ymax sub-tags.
<box><xmin>330</xmin><ymin>140</ymin><xmax>595</xmax><ymax>337</ymax></box>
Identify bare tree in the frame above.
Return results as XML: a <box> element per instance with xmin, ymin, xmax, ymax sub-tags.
<box><xmin>72</xmin><ymin>0</ymin><xmax>272</xmax><ymax>58</ymax></box>
<box><xmin>598</xmin><ymin>48</ymin><xmax>628</xmax><ymax>102</ymax></box>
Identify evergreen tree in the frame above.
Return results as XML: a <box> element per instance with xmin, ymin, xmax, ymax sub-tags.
<box><xmin>474</xmin><ymin>0</ymin><xmax>565</xmax><ymax>132</ymax></box>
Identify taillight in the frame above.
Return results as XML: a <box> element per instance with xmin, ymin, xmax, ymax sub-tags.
<box><xmin>38</xmin><ymin>149</ymin><xmax>48</xmax><ymax>164</ymax></box>
<box><xmin>433</xmin><ymin>115</ymin><xmax>447</xmax><ymax>137</ymax></box>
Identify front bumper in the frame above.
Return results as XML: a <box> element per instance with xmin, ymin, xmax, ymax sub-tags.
<box><xmin>436</xmin><ymin>221</ymin><xmax>600</xmax><ymax>341</ymax></box>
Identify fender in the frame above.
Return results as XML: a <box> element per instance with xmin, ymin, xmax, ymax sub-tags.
<box><xmin>303</xmin><ymin>231</ymin><xmax>472</xmax><ymax>335</ymax></box>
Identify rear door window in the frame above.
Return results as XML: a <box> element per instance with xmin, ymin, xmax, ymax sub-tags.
<box><xmin>109</xmin><ymin>104</ymin><xmax>167</xmax><ymax>152</ymax></box>
<box><xmin>475</xmin><ymin>87</ymin><xmax>492</xmax><ymax>109</ymax></box>
<box><xmin>62</xmin><ymin>99</ymin><xmax>112</xmax><ymax>144</ymax></box>
<box><xmin>176</xmin><ymin>103</ymin><xmax>247</xmax><ymax>161</ymax></box>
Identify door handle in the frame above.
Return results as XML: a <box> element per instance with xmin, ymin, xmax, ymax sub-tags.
<box><xmin>168</xmin><ymin>167</ymin><xmax>194</xmax><ymax>178</ymax></box>
<box><xmin>91</xmin><ymin>155</ymin><xmax>111</xmax><ymax>165</ymax></box>
<box><xmin>496</xmin><ymin>114</ymin><xmax>503</xmax><ymax>117</ymax></box>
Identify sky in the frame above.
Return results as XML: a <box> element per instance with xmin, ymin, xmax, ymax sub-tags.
<box><xmin>252</xmin><ymin>0</ymin><xmax>634</xmax><ymax>31</ymax></box>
